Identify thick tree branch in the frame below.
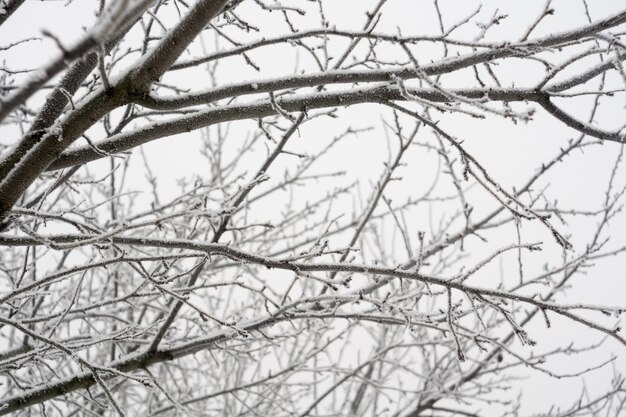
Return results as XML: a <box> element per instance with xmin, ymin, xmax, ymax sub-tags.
<box><xmin>0</xmin><ymin>0</ymin><xmax>140</xmax><ymax>123</ymax></box>
<box><xmin>0</xmin><ymin>0</ymin><xmax>24</xmax><ymax>27</ymax></box>
<box><xmin>49</xmin><ymin>84</ymin><xmax>626</xmax><ymax>172</ymax></box>
<box><xmin>0</xmin><ymin>0</ymin><xmax>229</xmax><ymax>222</ymax></box>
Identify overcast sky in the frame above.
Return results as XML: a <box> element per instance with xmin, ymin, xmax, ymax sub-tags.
<box><xmin>1</xmin><ymin>1</ymin><xmax>626</xmax><ymax>414</ymax></box>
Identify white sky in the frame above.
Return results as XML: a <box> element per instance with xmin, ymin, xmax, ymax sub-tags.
<box><xmin>1</xmin><ymin>0</ymin><xmax>626</xmax><ymax>415</ymax></box>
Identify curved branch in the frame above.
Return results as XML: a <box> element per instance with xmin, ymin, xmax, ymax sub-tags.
<box><xmin>49</xmin><ymin>85</ymin><xmax>542</xmax><ymax>170</ymax></box>
<box><xmin>537</xmin><ymin>95</ymin><xmax>626</xmax><ymax>142</ymax></box>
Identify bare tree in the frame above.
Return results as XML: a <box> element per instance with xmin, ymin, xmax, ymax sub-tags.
<box><xmin>1</xmin><ymin>0</ymin><xmax>626</xmax><ymax>415</ymax></box>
